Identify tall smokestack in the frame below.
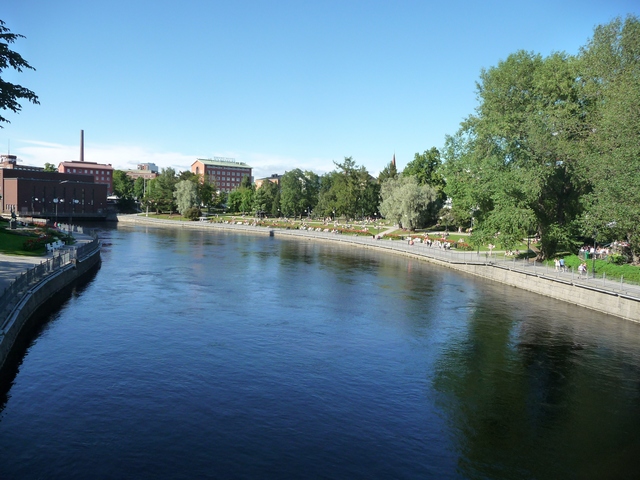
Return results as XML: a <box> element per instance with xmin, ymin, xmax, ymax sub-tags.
<box><xmin>80</xmin><ymin>129</ymin><xmax>84</xmax><ymax>162</ymax></box>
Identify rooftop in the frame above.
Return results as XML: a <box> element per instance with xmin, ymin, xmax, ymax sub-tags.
<box><xmin>194</xmin><ymin>157</ymin><xmax>251</xmax><ymax>169</ymax></box>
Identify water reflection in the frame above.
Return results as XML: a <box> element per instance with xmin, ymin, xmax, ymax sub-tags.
<box><xmin>433</xmin><ymin>289</ymin><xmax>640</xmax><ymax>479</ymax></box>
<box><xmin>1</xmin><ymin>225</ymin><xmax>640</xmax><ymax>479</ymax></box>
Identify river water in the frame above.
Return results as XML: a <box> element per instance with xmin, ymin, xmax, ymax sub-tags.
<box><xmin>1</xmin><ymin>225</ymin><xmax>640</xmax><ymax>479</ymax></box>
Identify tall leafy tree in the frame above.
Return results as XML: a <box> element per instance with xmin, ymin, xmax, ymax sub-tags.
<box><xmin>379</xmin><ymin>175</ymin><xmax>436</xmax><ymax>230</ymax></box>
<box><xmin>173</xmin><ymin>179</ymin><xmax>199</xmax><ymax>215</ymax></box>
<box><xmin>403</xmin><ymin>148</ymin><xmax>447</xmax><ymax>225</ymax></box>
<box><xmin>280</xmin><ymin>169</ymin><xmax>307</xmax><ymax>217</ymax></box>
<box><xmin>145</xmin><ymin>167</ymin><xmax>178</xmax><ymax>213</ymax></box>
<box><xmin>443</xmin><ymin>50</ymin><xmax>588</xmax><ymax>258</ymax></box>
<box><xmin>253</xmin><ymin>179</ymin><xmax>279</xmax><ymax>216</ymax></box>
<box><xmin>378</xmin><ymin>158</ymin><xmax>398</xmax><ymax>184</ymax></box>
<box><xmin>578</xmin><ymin>15</ymin><xmax>640</xmax><ymax>262</ymax></box>
<box><xmin>112</xmin><ymin>170</ymin><xmax>136</xmax><ymax>212</ymax></box>
<box><xmin>0</xmin><ymin>19</ymin><xmax>39</xmax><ymax>126</ymax></box>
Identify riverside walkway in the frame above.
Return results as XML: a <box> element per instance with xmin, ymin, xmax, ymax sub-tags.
<box><xmin>0</xmin><ymin>225</ymin><xmax>99</xmax><ymax>326</ymax></box>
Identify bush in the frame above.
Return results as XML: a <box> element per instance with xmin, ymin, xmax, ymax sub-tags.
<box><xmin>607</xmin><ymin>253</ymin><xmax>628</xmax><ymax>265</ymax></box>
<box><xmin>183</xmin><ymin>207</ymin><xmax>202</xmax><ymax>221</ymax></box>
<box><xmin>23</xmin><ymin>235</ymin><xmax>53</xmax><ymax>251</ymax></box>
<box><xmin>455</xmin><ymin>242</ymin><xmax>474</xmax><ymax>251</ymax></box>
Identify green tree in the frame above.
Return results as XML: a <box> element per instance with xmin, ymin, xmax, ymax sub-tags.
<box><xmin>315</xmin><ymin>171</ymin><xmax>340</xmax><ymax>219</ymax></box>
<box><xmin>174</xmin><ymin>179</ymin><xmax>199</xmax><ymax>215</ymax></box>
<box><xmin>133</xmin><ymin>177</ymin><xmax>145</xmax><ymax>200</ymax></box>
<box><xmin>145</xmin><ymin>167</ymin><xmax>178</xmax><ymax>213</ymax></box>
<box><xmin>112</xmin><ymin>170</ymin><xmax>137</xmax><ymax>212</ymax></box>
<box><xmin>196</xmin><ymin>175</ymin><xmax>219</xmax><ymax>211</ymax></box>
<box><xmin>378</xmin><ymin>158</ymin><xmax>398</xmax><ymax>184</ymax></box>
<box><xmin>280</xmin><ymin>169</ymin><xmax>306</xmax><ymax>217</ymax></box>
<box><xmin>226</xmin><ymin>182</ymin><xmax>254</xmax><ymax>214</ymax></box>
<box><xmin>403</xmin><ymin>148</ymin><xmax>445</xmax><ymax>190</ymax></box>
<box><xmin>253</xmin><ymin>179</ymin><xmax>279</xmax><ymax>216</ymax></box>
<box><xmin>379</xmin><ymin>175</ymin><xmax>436</xmax><ymax>230</ymax></box>
<box><xmin>442</xmin><ymin>50</ymin><xmax>588</xmax><ymax>258</ymax></box>
<box><xmin>578</xmin><ymin>15</ymin><xmax>640</xmax><ymax>262</ymax></box>
<box><xmin>0</xmin><ymin>20</ymin><xmax>39</xmax><ymax>126</ymax></box>
<box><xmin>43</xmin><ymin>162</ymin><xmax>56</xmax><ymax>172</ymax></box>
<box><xmin>112</xmin><ymin>170</ymin><xmax>134</xmax><ymax>198</ymax></box>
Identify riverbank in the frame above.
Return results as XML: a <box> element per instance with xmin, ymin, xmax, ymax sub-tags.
<box><xmin>0</xmin><ymin>231</ymin><xmax>101</xmax><ymax>371</ymax></box>
<box><xmin>117</xmin><ymin>214</ymin><xmax>640</xmax><ymax>323</ymax></box>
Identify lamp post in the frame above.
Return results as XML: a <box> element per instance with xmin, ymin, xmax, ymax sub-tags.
<box><xmin>592</xmin><ymin>230</ymin><xmax>597</xmax><ymax>279</ymax></box>
<box><xmin>53</xmin><ymin>198</ymin><xmax>59</xmax><ymax>223</ymax></box>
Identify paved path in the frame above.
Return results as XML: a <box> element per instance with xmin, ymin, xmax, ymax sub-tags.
<box><xmin>0</xmin><ymin>230</ymin><xmax>95</xmax><ymax>293</ymax></box>
<box><xmin>0</xmin><ymin>254</ymin><xmax>47</xmax><ymax>293</ymax></box>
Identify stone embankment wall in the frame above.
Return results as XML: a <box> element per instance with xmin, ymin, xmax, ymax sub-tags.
<box><xmin>0</xmin><ymin>243</ymin><xmax>101</xmax><ymax>371</ymax></box>
<box><xmin>116</xmin><ymin>215</ymin><xmax>640</xmax><ymax>323</ymax></box>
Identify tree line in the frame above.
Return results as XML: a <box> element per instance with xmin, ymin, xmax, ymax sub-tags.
<box><xmin>3</xmin><ymin>16</ymin><xmax>639</xmax><ymax>262</ymax></box>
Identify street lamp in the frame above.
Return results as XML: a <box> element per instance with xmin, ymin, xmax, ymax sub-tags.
<box><xmin>592</xmin><ymin>230</ymin><xmax>597</xmax><ymax>279</ymax></box>
<box><xmin>53</xmin><ymin>198</ymin><xmax>59</xmax><ymax>223</ymax></box>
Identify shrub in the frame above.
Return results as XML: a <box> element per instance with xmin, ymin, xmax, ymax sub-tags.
<box><xmin>23</xmin><ymin>235</ymin><xmax>53</xmax><ymax>251</ymax></box>
<box><xmin>183</xmin><ymin>207</ymin><xmax>202</xmax><ymax>221</ymax></box>
<box><xmin>607</xmin><ymin>253</ymin><xmax>628</xmax><ymax>265</ymax></box>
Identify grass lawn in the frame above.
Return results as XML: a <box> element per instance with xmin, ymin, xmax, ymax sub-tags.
<box><xmin>561</xmin><ymin>254</ymin><xmax>640</xmax><ymax>284</ymax></box>
<box><xmin>0</xmin><ymin>224</ymin><xmax>46</xmax><ymax>256</ymax></box>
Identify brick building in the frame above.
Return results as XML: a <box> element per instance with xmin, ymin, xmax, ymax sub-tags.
<box><xmin>58</xmin><ymin>161</ymin><xmax>114</xmax><ymax>195</ymax></box>
<box><xmin>0</xmin><ymin>169</ymin><xmax>108</xmax><ymax>219</ymax></box>
<box><xmin>254</xmin><ymin>174</ymin><xmax>283</xmax><ymax>189</ymax></box>
<box><xmin>191</xmin><ymin>158</ymin><xmax>252</xmax><ymax>193</ymax></box>
<box><xmin>125</xmin><ymin>163</ymin><xmax>159</xmax><ymax>180</ymax></box>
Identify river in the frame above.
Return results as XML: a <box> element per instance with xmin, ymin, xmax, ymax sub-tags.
<box><xmin>1</xmin><ymin>224</ymin><xmax>639</xmax><ymax>479</ymax></box>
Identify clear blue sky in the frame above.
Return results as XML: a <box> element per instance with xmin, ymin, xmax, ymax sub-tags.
<box><xmin>2</xmin><ymin>0</ymin><xmax>638</xmax><ymax>179</ymax></box>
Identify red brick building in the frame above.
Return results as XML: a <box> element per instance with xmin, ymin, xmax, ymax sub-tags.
<box><xmin>58</xmin><ymin>161</ymin><xmax>114</xmax><ymax>195</ymax></box>
<box><xmin>191</xmin><ymin>158</ymin><xmax>252</xmax><ymax>192</ymax></box>
<box><xmin>0</xmin><ymin>169</ymin><xmax>108</xmax><ymax>219</ymax></box>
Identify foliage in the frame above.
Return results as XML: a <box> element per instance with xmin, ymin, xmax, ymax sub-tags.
<box><xmin>133</xmin><ymin>177</ymin><xmax>145</xmax><ymax>200</ymax></box>
<box><xmin>577</xmin><ymin>15</ymin><xmax>640</xmax><ymax>263</ymax></box>
<box><xmin>280</xmin><ymin>169</ymin><xmax>318</xmax><ymax>218</ymax></box>
<box><xmin>174</xmin><ymin>179</ymin><xmax>199</xmax><ymax>215</ymax></box>
<box><xmin>226</xmin><ymin>183</ymin><xmax>254</xmax><ymax>214</ymax></box>
<box><xmin>0</xmin><ymin>19</ymin><xmax>39</xmax><ymax>126</ymax></box>
<box><xmin>23</xmin><ymin>235</ymin><xmax>52</xmax><ymax>251</ymax></box>
<box><xmin>315</xmin><ymin>158</ymin><xmax>379</xmax><ymax>219</ymax></box>
<box><xmin>379</xmin><ymin>176</ymin><xmax>436</xmax><ymax>231</ymax></box>
<box><xmin>43</xmin><ymin>162</ymin><xmax>56</xmax><ymax>172</ymax></box>
<box><xmin>442</xmin><ymin>49</ymin><xmax>588</xmax><ymax>258</ymax></box>
<box><xmin>378</xmin><ymin>158</ymin><xmax>398</xmax><ymax>183</ymax></box>
<box><xmin>253</xmin><ymin>179</ymin><xmax>280</xmax><ymax>216</ymax></box>
<box><xmin>183</xmin><ymin>206</ymin><xmax>202</xmax><ymax>221</ymax></box>
<box><xmin>403</xmin><ymin>148</ymin><xmax>447</xmax><ymax>225</ymax></box>
<box><xmin>144</xmin><ymin>168</ymin><xmax>177</xmax><ymax>213</ymax></box>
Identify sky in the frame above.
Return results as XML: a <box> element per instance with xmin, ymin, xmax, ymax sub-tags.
<box><xmin>2</xmin><ymin>0</ymin><xmax>638</xmax><ymax>180</ymax></box>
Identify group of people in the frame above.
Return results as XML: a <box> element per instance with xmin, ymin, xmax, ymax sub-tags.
<box><xmin>406</xmin><ymin>236</ymin><xmax>452</xmax><ymax>249</ymax></box>
<box><xmin>554</xmin><ymin>257</ymin><xmax>567</xmax><ymax>272</ymax></box>
<box><xmin>577</xmin><ymin>262</ymin><xmax>589</xmax><ymax>277</ymax></box>
<box><xmin>579</xmin><ymin>245</ymin><xmax>610</xmax><ymax>260</ymax></box>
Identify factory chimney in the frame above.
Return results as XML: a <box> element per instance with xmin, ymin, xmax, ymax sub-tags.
<box><xmin>80</xmin><ymin>129</ymin><xmax>84</xmax><ymax>162</ymax></box>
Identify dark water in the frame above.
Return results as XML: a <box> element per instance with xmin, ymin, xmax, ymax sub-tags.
<box><xmin>1</xmin><ymin>225</ymin><xmax>640</xmax><ymax>479</ymax></box>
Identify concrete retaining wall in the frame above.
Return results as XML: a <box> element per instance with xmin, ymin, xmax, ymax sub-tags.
<box><xmin>0</xmin><ymin>244</ymin><xmax>101</xmax><ymax>371</ymax></box>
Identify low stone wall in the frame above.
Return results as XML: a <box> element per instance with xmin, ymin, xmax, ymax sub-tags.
<box><xmin>116</xmin><ymin>215</ymin><xmax>640</xmax><ymax>323</ymax></box>
<box><xmin>0</xmin><ymin>244</ymin><xmax>101</xmax><ymax>371</ymax></box>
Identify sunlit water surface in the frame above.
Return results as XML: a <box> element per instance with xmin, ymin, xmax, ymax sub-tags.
<box><xmin>1</xmin><ymin>225</ymin><xmax>639</xmax><ymax>479</ymax></box>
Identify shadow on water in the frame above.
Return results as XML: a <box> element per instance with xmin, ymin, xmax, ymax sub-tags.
<box><xmin>432</xmin><ymin>291</ymin><xmax>640</xmax><ymax>480</ymax></box>
<box><xmin>0</xmin><ymin>262</ymin><xmax>101</xmax><ymax>411</ymax></box>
